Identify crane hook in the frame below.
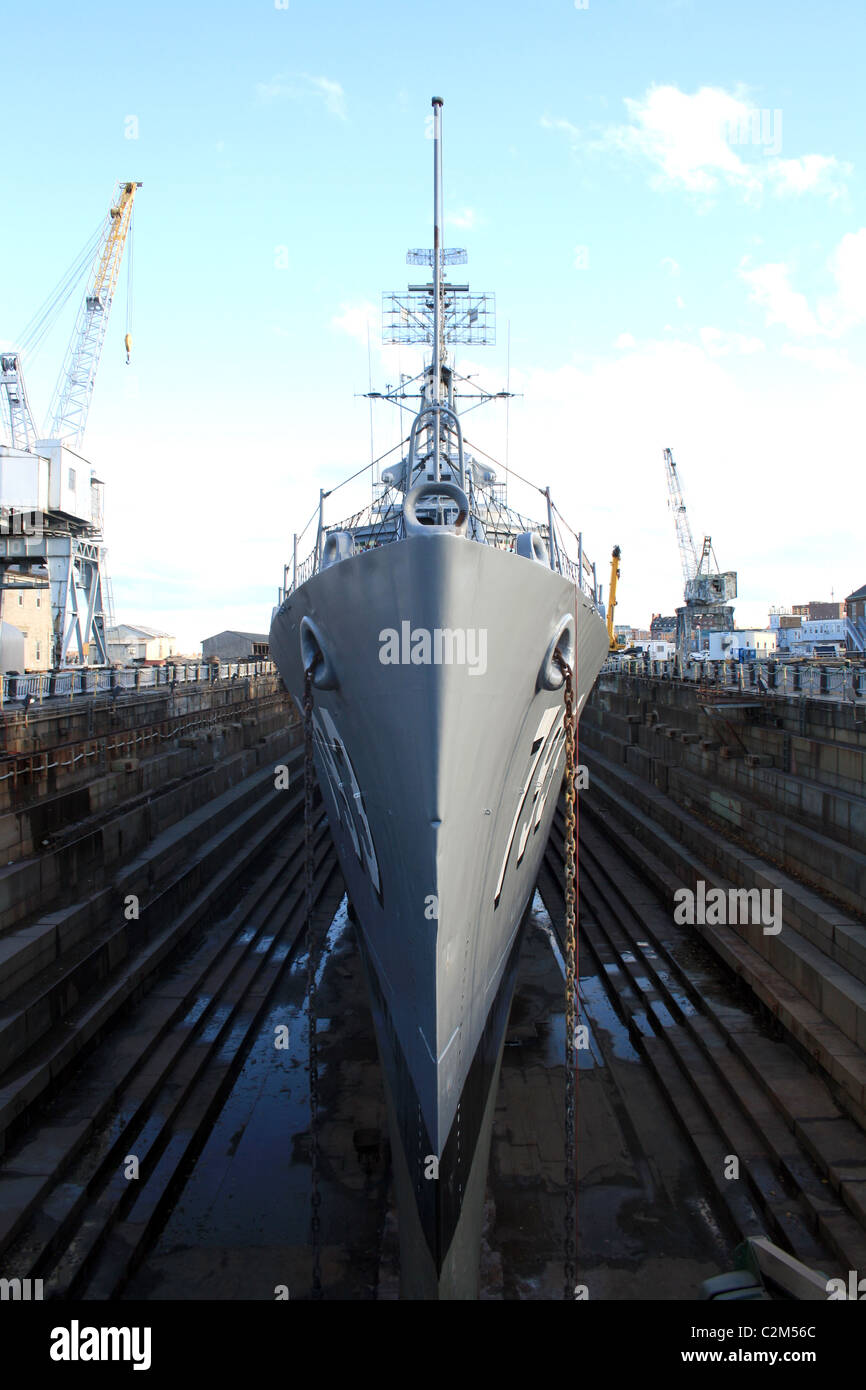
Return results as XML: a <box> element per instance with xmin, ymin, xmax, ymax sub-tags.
<box><xmin>124</xmin><ymin>333</ymin><xmax>132</xmax><ymax>365</ymax></box>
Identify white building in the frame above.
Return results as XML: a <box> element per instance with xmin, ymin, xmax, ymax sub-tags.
<box><xmin>107</xmin><ymin>623</ymin><xmax>177</xmax><ymax>664</ymax></box>
<box><xmin>633</xmin><ymin>639</ymin><xmax>676</xmax><ymax>660</ymax></box>
<box><xmin>707</xmin><ymin>629</ymin><xmax>778</xmax><ymax>661</ymax></box>
<box><xmin>786</xmin><ymin>618</ymin><xmax>847</xmax><ymax>656</ymax></box>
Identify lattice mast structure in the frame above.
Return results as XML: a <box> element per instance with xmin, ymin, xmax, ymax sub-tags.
<box><xmin>663</xmin><ymin>446</ymin><xmax>700</xmax><ymax>594</ymax></box>
<box><xmin>379</xmin><ymin>98</ymin><xmax>497</xmax><ymax>502</ymax></box>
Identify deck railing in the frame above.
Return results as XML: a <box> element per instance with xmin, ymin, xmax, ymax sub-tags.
<box><xmin>281</xmin><ymin>484</ymin><xmax>604</xmax><ymax>615</ymax></box>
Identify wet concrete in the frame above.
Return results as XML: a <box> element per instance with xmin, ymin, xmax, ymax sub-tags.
<box><xmin>122</xmin><ymin>887</ymin><xmax>737</xmax><ymax>1300</ymax></box>
<box><xmin>123</xmin><ymin>892</ymin><xmax>390</xmax><ymax>1301</ymax></box>
<box><xmin>489</xmin><ymin>895</ymin><xmax>737</xmax><ymax>1300</ymax></box>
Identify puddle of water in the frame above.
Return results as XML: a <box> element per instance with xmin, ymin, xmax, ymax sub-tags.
<box><xmin>132</xmin><ymin>891</ymin><xmax>355</xmax><ymax>1262</ymax></box>
<box><xmin>182</xmin><ymin>996</ymin><xmax>211</xmax><ymax>1027</ymax></box>
<box><xmin>578</xmin><ymin>975</ymin><xmax>640</xmax><ymax>1063</ymax></box>
<box><xmin>199</xmin><ymin>1004</ymin><xmax>233</xmax><ymax>1044</ymax></box>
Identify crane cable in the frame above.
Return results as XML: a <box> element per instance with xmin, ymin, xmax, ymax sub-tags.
<box><xmin>15</xmin><ymin>223</ymin><xmax>103</xmax><ymax>362</ymax></box>
<box><xmin>124</xmin><ymin>209</ymin><xmax>135</xmax><ymax>364</ymax></box>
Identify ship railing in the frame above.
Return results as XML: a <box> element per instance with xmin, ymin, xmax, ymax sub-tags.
<box><xmin>283</xmin><ymin>481</ymin><xmax>603</xmax><ymax>613</ymax></box>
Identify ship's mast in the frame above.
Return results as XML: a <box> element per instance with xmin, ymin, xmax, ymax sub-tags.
<box><xmin>376</xmin><ymin>98</ymin><xmax>498</xmax><ymax>496</ymax></box>
<box><xmin>431</xmin><ymin>96</ymin><xmax>443</xmax><ymax>481</ymax></box>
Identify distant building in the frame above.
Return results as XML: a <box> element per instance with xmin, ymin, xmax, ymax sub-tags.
<box><xmin>768</xmin><ymin>608</ymin><xmax>802</xmax><ymax>652</ymax></box>
<box><xmin>847</xmin><ymin>582</ymin><xmax>866</xmax><ymax>623</ymax></box>
<box><xmin>0</xmin><ymin>568</ymin><xmax>52</xmax><ymax>670</ymax></box>
<box><xmin>807</xmin><ymin>601</ymin><xmax>844</xmax><ymax>621</ymax></box>
<box><xmin>707</xmin><ymin>629</ymin><xmax>778</xmax><ymax>661</ymax></box>
<box><xmin>632</xmin><ymin>638</ymin><xmax>676</xmax><ymax>660</ymax></box>
<box><xmin>786</xmin><ymin>618</ymin><xmax>847</xmax><ymax>657</ymax></box>
<box><xmin>650</xmin><ymin>613</ymin><xmax>677</xmax><ymax>640</ymax></box>
<box><xmin>201</xmin><ymin>630</ymin><xmax>270</xmax><ymax>662</ymax></box>
<box><xmin>769</xmin><ymin>608</ymin><xmax>802</xmax><ymax>629</ymax></box>
<box><xmin>107</xmin><ymin>624</ymin><xmax>177</xmax><ymax>664</ymax></box>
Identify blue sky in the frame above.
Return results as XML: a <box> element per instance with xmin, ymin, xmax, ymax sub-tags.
<box><xmin>2</xmin><ymin>0</ymin><xmax>864</xmax><ymax>646</ymax></box>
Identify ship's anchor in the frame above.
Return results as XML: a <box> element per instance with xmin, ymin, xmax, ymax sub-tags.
<box><xmin>304</xmin><ymin>652</ymin><xmax>324</xmax><ymax>1298</ymax></box>
<box><xmin>554</xmin><ymin>647</ymin><xmax>578</xmax><ymax>1301</ymax></box>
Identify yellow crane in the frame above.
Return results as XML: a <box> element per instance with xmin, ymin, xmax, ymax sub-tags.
<box><xmin>606</xmin><ymin>545</ymin><xmax>623</xmax><ymax>651</ymax></box>
<box><xmin>45</xmin><ymin>180</ymin><xmax>141</xmax><ymax>449</ymax></box>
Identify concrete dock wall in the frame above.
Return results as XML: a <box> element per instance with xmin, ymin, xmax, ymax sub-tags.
<box><xmin>582</xmin><ymin>674</ymin><xmax>866</xmax><ymax>1127</ymax></box>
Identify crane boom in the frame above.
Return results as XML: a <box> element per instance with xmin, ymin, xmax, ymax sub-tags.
<box><xmin>663</xmin><ymin>446</ymin><xmax>699</xmax><ymax>589</ymax></box>
<box><xmin>606</xmin><ymin>544</ymin><xmax>622</xmax><ymax>650</ymax></box>
<box><xmin>0</xmin><ymin>352</ymin><xmax>39</xmax><ymax>451</ymax></box>
<box><xmin>45</xmin><ymin>181</ymin><xmax>141</xmax><ymax>449</ymax></box>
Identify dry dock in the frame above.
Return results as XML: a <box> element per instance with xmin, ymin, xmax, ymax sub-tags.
<box><xmin>0</xmin><ymin>661</ymin><xmax>864</xmax><ymax>1298</ymax></box>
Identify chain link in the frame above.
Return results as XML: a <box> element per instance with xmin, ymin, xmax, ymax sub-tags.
<box><xmin>554</xmin><ymin>648</ymin><xmax>577</xmax><ymax>1301</ymax></box>
<box><xmin>304</xmin><ymin>657</ymin><xmax>323</xmax><ymax>1299</ymax></box>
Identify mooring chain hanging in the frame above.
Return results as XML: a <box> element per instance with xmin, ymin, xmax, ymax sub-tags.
<box><xmin>303</xmin><ymin>655</ymin><xmax>323</xmax><ymax>1299</ymax></box>
<box><xmin>554</xmin><ymin>647</ymin><xmax>577</xmax><ymax>1301</ymax></box>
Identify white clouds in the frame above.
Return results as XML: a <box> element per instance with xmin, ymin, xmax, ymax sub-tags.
<box><xmin>828</xmin><ymin>228</ymin><xmax>866</xmax><ymax>327</ymax></box>
<box><xmin>496</xmin><ymin>335</ymin><xmax>864</xmax><ymax>624</ymax></box>
<box><xmin>256</xmin><ymin>73</ymin><xmax>346</xmax><ymax>120</ymax></box>
<box><xmin>607</xmin><ymin>85</ymin><xmax>754</xmax><ymax>195</ymax></box>
<box><xmin>739</xmin><ymin>230</ymin><xmax>866</xmax><ymax>340</ymax></box>
<box><xmin>331</xmin><ymin>300</ymin><xmax>379</xmax><ymax>344</ymax></box>
<box><xmin>780</xmin><ymin>344</ymin><xmax>854</xmax><ymax>373</ymax></box>
<box><xmin>446</xmin><ymin>207</ymin><xmax>477</xmax><ymax>230</ymax></box>
<box><xmin>540</xmin><ymin>114</ymin><xmax>580</xmax><ymax>141</ymax></box>
<box><xmin>739</xmin><ymin>261</ymin><xmax>822</xmax><ymax>337</ymax></box>
<box><xmin>767</xmin><ymin>154</ymin><xmax>848</xmax><ymax>198</ymax></box>
<box><xmin>660</xmin><ymin>257</ymin><xmax>680</xmax><ymax>277</ymax></box>
<box><xmin>546</xmin><ymin>84</ymin><xmax>850</xmax><ymax>204</ymax></box>
<box><xmin>699</xmin><ymin>326</ymin><xmax>765</xmax><ymax>357</ymax></box>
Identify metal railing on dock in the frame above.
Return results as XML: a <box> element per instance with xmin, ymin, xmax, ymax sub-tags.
<box><xmin>0</xmin><ymin>660</ymin><xmax>276</xmax><ymax>706</ymax></box>
<box><xmin>603</xmin><ymin>656</ymin><xmax>866</xmax><ymax>704</ymax></box>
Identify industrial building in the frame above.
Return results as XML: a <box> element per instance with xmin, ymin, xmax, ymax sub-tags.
<box><xmin>107</xmin><ymin>623</ymin><xmax>177</xmax><ymax>665</ymax></box>
<box><xmin>0</xmin><ymin>565</ymin><xmax>52</xmax><ymax>670</ymax></box>
<box><xmin>201</xmin><ymin>630</ymin><xmax>270</xmax><ymax>662</ymax></box>
<box><xmin>706</xmin><ymin>628</ymin><xmax>778</xmax><ymax>661</ymax></box>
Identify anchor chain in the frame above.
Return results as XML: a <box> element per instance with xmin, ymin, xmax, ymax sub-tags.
<box><xmin>554</xmin><ymin>648</ymin><xmax>577</xmax><ymax>1301</ymax></box>
<box><xmin>303</xmin><ymin>655</ymin><xmax>323</xmax><ymax>1299</ymax></box>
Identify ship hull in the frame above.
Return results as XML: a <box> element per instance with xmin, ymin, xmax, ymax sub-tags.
<box><xmin>269</xmin><ymin>533</ymin><xmax>608</xmax><ymax>1296</ymax></box>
